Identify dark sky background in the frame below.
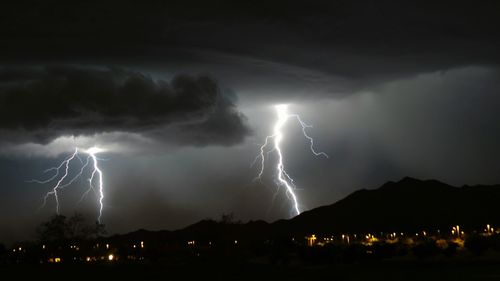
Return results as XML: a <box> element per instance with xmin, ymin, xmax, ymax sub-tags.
<box><xmin>1</xmin><ymin>0</ymin><xmax>499</xmax><ymax>244</ymax></box>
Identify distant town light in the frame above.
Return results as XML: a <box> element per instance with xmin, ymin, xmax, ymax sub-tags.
<box><xmin>108</xmin><ymin>254</ymin><xmax>114</xmax><ymax>261</ymax></box>
<box><xmin>306</xmin><ymin>234</ymin><xmax>317</xmax><ymax>247</ymax></box>
<box><xmin>486</xmin><ymin>224</ymin><xmax>494</xmax><ymax>234</ymax></box>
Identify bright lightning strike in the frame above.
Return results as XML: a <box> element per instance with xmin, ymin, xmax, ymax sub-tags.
<box><xmin>30</xmin><ymin>146</ymin><xmax>107</xmax><ymax>223</ymax></box>
<box><xmin>254</xmin><ymin>104</ymin><xmax>328</xmax><ymax>216</ymax></box>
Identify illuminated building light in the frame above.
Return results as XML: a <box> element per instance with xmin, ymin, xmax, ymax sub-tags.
<box><xmin>306</xmin><ymin>234</ymin><xmax>317</xmax><ymax>247</ymax></box>
<box><xmin>108</xmin><ymin>254</ymin><xmax>114</xmax><ymax>261</ymax></box>
<box><xmin>486</xmin><ymin>224</ymin><xmax>494</xmax><ymax>234</ymax></box>
<box><xmin>341</xmin><ymin>234</ymin><xmax>350</xmax><ymax>244</ymax></box>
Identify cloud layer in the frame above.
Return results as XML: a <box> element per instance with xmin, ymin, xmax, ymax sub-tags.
<box><xmin>0</xmin><ymin>66</ymin><xmax>250</xmax><ymax>146</ymax></box>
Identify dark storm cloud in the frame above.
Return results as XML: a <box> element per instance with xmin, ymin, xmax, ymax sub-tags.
<box><xmin>1</xmin><ymin>1</ymin><xmax>499</xmax><ymax>84</ymax></box>
<box><xmin>0</xmin><ymin>66</ymin><xmax>249</xmax><ymax>145</ymax></box>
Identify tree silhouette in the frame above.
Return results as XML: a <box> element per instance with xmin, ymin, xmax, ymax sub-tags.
<box><xmin>220</xmin><ymin>213</ymin><xmax>235</xmax><ymax>224</ymax></box>
<box><xmin>67</xmin><ymin>213</ymin><xmax>105</xmax><ymax>240</ymax></box>
<box><xmin>37</xmin><ymin>213</ymin><xmax>105</xmax><ymax>244</ymax></box>
<box><xmin>37</xmin><ymin>214</ymin><xmax>68</xmax><ymax>243</ymax></box>
<box><xmin>219</xmin><ymin>212</ymin><xmax>242</xmax><ymax>224</ymax></box>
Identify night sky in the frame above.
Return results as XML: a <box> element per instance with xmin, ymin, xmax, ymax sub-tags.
<box><xmin>1</xmin><ymin>1</ymin><xmax>499</xmax><ymax>244</ymax></box>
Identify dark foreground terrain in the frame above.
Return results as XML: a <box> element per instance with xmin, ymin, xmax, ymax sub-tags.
<box><xmin>5</xmin><ymin>177</ymin><xmax>500</xmax><ymax>280</ymax></box>
<box><xmin>3</xmin><ymin>258</ymin><xmax>500</xmax><ymax>281</ymax></box>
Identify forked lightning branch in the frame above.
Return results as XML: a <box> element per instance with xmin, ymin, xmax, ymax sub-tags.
<box><xmin>254</xmin><ymin>104</ymin><xmax>328</xmax><ymax>216</ymax></box>
<box><xmin>29</xmin><ymin>147</ymin><xmax>106</xmax><ymax>223</ymax></box>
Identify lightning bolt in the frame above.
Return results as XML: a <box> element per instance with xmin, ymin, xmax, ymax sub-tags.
<box><xmin>86</xmin><ymin>147</ymin><xmax>105</xmax><ymax>222</ymax></box>
<box><xmin>30</xmin><ymin>146</ymin><xmax>107</xmax><ymax>223</ymax></box>
<box><xmin>254</xmin><ymin>104</ymin><xmax>328</xmax><ymax>216</ymax></box>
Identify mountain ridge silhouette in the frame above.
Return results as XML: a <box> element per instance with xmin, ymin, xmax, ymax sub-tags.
<box><xmin>108</xmin><ymin>177</ymin><xmax>500</xmax><ymax>242</ymax></box>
